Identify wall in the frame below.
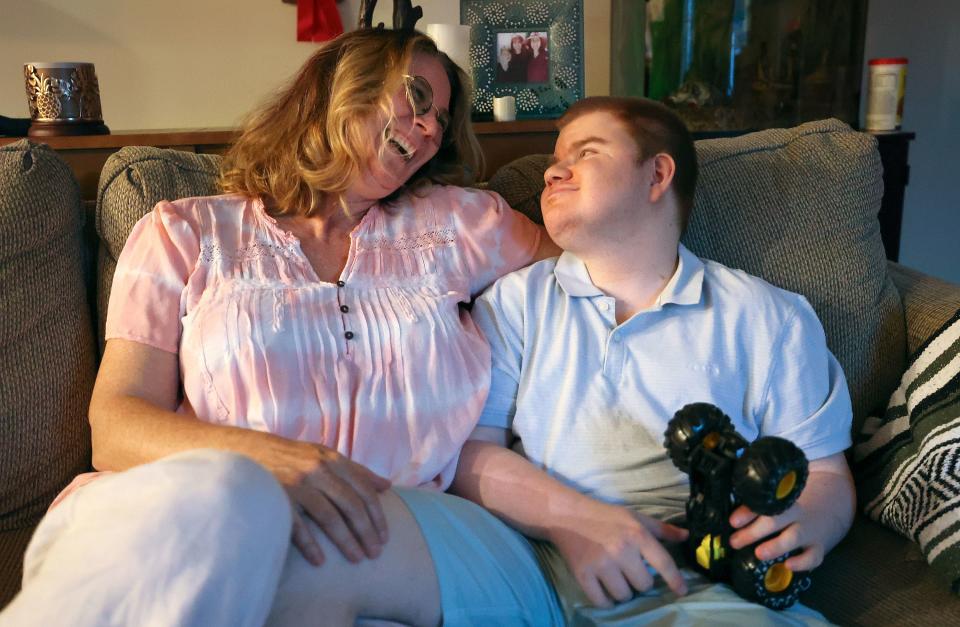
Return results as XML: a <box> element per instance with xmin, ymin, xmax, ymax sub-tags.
<box><xmin>0</xmin><ymin>0</ymin><xmax>610</xmax><ymax>131</ymax></box>
<box><xmin>1</xmin><ymin>1</ymin><xmax>315</xmax><ymax>130</ymax></box>
<box><xmin>862</xmin><ymin>0</ymin><xmax>960</xmax><ymax>283</ymax></box>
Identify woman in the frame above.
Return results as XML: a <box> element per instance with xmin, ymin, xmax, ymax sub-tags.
<box><xmin>526</xmin><ymin>33</ymin><xmax>549</xmax><ymax>83</ymax></box>
<box><xmin>495</xmin><ymin>46</ymin><xmax>514</xmax><ymax>82</ymax></box>
<box><xmin>1</xmin><ymin>28</ymin><xmax>557</xmax><ymax>626</ymax></box>
<box><xmin>501</xmin><ymin>33</ymin><xmax>529</xmax><ymax>82</ymax></box>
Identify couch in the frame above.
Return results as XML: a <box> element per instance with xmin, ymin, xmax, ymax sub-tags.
<box><xmin>2</xmin><ymin>119</ymin><xmax>960</xmax><ymax>624</ymax></box>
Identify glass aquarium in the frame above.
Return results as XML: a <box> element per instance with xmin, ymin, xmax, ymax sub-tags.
<box><xmin>619</xmin><ymin>0</ymin><xmax>869</xmax><ymax>132</ymax></box>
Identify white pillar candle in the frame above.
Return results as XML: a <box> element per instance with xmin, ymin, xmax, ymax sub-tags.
<box><xmin>493</xmin><ymin>95</ymin><xmax>517</xmax><ymax>122</ymax></box>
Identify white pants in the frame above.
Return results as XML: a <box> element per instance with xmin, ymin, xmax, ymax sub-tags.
<box><xmin>0</xmin><ymin>450</ymin><xmax>292</xmax><ymax>627</ymax></box>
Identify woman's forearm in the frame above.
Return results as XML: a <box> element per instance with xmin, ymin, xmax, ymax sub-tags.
<box><xmin>89</xmin><ymin>393</ymin><xmax>312</xmax><ymax>477</ymax></box>
<box><xmin>88</xmin><ymin>338</ymin><xmax>318</xmax><ymax>482</ymax></box>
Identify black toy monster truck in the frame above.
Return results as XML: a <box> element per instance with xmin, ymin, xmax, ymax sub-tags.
<box><xmin>663</xmin><ymin>402</ymin><xmax>811</xmax><ymax>610</ymax></box>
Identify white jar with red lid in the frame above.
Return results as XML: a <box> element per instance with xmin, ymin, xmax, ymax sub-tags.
<box><xmin>866</xmin><ymin>58</ymin><xmax>908</xmax><ymax>131</ymax></box>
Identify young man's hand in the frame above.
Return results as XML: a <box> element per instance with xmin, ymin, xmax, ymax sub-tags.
<box><xmin>727</xmin><ymin>452</ymin><xmax>855</xmax><ymax>572</ymax></box>
<box><xmin>548</xmin><ymin>498</ymin><xmax>689</xmax><ymax>607</ymax></box>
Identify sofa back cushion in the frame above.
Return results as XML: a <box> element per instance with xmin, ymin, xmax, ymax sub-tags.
<box><xmin>96</xmin><ymin>147</ymin><xmax>222</xmax><ymax>347</ymax></box>
<box><xmin>0</xmin><ymin>140</ymin><xmax>95</xmax><ymax>529</ymax></box>
<box><xmin>487</xmin><ymin>119</ymin><xmax>906</xmax><ymax>432</ymax></box>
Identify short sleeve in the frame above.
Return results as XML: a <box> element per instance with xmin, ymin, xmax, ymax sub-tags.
<box><xmin>104</xmin><ymin>200</ymin><xmax>200</xmax><ymax>354</ymax></box>
<box><xmin>758</xmin><ymin>295</ymin><xmax>853</xmax><ymax>460</ymax></box>
<box><xmin>446</xmin><ymin>187</ymin><xmax>541</xmax><ymax>296</ymax></box>
<box><xmin>471</xmin><ymin>273</ymin><xmax>527</xmax><ymax>429</ymax></box>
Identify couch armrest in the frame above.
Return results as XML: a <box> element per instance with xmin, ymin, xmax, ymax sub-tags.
<box><xmin>888</xmin><ymin>261</ymin><xmax>960</xmax><ymax>356</ymax></box>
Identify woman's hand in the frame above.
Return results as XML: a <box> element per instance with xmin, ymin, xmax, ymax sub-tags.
<box><xmin>91</xmin><ymin>339</ymin><xmax>394</xmax><ymax>567</ymax></box>
<box><xmin>727</xmin><ymin>452</ymin><xmax>855</xmax><ymax>572</ymax></box>
<box><xmin>273</xmin><ymin>441</ymin><xmax>392</xmax><ymax>567</ymax></box>
<box><xmin>549</xmin><ymin>498</ymin><xmax>689</xmax><ymax>607</ymax></box>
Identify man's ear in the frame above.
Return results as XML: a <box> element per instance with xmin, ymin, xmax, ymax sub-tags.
<box><xmin>648</xmin><ymin>153</ymin><xmax>677</xmax><ymax>205</ymax></box>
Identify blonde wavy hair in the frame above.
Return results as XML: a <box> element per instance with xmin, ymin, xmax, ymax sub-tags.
<box><xmin>220</xmin><ymin>29</ymin><xmax>482</xmax><ymax>216</ymax></box>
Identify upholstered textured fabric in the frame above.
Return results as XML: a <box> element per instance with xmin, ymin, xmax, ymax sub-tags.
<box><xmin>801</xmin><ymin>515</ymin><xmax>960</xmax><ymax>626</ymax></box>
<box><xmin>486</xmin><ymin>120</ymin><xmax>906</xmax><ymax>433</ymax></box>
<box><xmin>0</xmin><ymin>141</ymin><xmax>96</xmax><ymax>605</ymax></box>
<box><xmin>890</xmin><ymin>262</ymin><xmax>960</xmax><ymax>357</ymax></box>
<box><xmin>486</xmin><ymin>153</ymin><xmax>548</xmax><ymax>224</ymax></box>
<box><xmin>0</xmin><ymin>527</ymin><xmax>34</xmax><ymax>610</ymax></box>
<box><xmin>688</xmin><ymin>120</ymin><xmax>905</xmax><ymax>432</ymax></box>
<box><xmin>96</xmin><ymin>147</ymin><xmax>222</xmax><ymax>347</ymax></box>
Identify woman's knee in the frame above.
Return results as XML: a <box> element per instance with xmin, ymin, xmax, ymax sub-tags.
<box><xmin>149</xmin><ymin>449</ymin><xmax>292</xmax><ymax>535</ymax></box>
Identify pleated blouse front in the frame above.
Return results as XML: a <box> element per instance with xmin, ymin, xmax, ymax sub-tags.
<box><xmin>105</xmin><ymin>186</ymin><xmax>541</xmax><ymax>490</ymax></box>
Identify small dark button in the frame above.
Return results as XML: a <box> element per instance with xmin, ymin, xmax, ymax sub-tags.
<box><xmin>340</xmin><ymin>305</ymin><xmax>349</xmax><ymax>313</ymax></box>
<box><xmin>344</xmin><ymin>331</ymin><xmax>354</xmax><ymax>340</ymax></box>
<box><xmin>336</xmin><ymin>280</ymin><xmax>346</xmax><ymax>287</ymax></box>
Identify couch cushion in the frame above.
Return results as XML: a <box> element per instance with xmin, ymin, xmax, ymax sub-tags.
<box><xmin>802</xmin><ymin>515</ymin><xmax>960</xmax><ymax>626</ymax></box>
<box><xmin>487</xmin><ymin>119</ymin><xmax>906</xmax><ymax>432</ymax></box>
<box><xmin>0</xmin><ymin>525</ymin><xmax>35</xmax><ymax>610</ymax></box>
<box><xmin>96</xmin><ymin>147</ymin><xmax>222</xmax><ymax>347</ymax></box>
<box><xmin>0</xmin><ymin>140</ymin><xmax>95</xmax><ymax>605</ymax></box>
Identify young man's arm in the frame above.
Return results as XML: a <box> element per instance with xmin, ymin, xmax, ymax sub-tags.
<box><xmin>727</xmin><ymin>295</ymin><xmax>857</xmax><ymax>570</ymax></box>
<box><xmin>727</xmin><ymin>452</ymin><xmax>855</xmax><ymax>571</ymax></box>
<box><xmin>451</xmin><ymin>426</ymin><xmax>689</xmax><ymax>606</ymax></box>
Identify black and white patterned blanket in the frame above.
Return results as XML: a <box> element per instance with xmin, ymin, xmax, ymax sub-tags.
<box><xmin>854</xmin><ymin>308</ymin><xmax>960</xmax><ymax>593</ymax></box>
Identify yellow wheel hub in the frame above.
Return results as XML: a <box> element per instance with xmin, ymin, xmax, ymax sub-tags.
<box><xmin>695</xmin><ymin>534</ymin><xmax>726</xmax><ymax>569</ymax></box>
<box><xmin>776</xmin><ymin>471</ymin><xmax>797</xmax><ymax>500</ymax></box>
<box><xmin>703</xmin><ymin>432</ymin><xmax>721</xmax><ymax>450</ymax></box>
<box><xmin>764</xmin><ymin>563</ymin><xmax>793</xmax><ymax>593</ymax></box>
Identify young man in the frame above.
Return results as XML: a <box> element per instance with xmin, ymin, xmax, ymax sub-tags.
<box><xmin>443</xmin><ymin>96</ymin><xmax>855</xmax><ymax>624</ymax></box>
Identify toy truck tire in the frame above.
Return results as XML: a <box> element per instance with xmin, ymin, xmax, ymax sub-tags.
<box><xmin>729</xmin><ymin>547</ymin><xmax>810</xmax><ymax>610</ymax></box>
<box><xmin>732</xmin><ymin>437</ymin><xmax>808</xmax><ymax>516</ymax></box>
<box><xmin>663</xmin><ymin>403</ymin><xmax>735</xmax><ymax>473</ymax></box>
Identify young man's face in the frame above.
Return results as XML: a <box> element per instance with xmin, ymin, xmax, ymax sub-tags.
<box><xmin>541</xmin><ymin>110</ymin><xmax>654</xmax><ymax>253</ymax></box>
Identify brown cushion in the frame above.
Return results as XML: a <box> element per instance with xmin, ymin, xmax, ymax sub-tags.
<box><xmin>0</xmin><ymin>525</ymin><xmax>35</xmax><ymax>611</ymax></box>
<box><xmin>889</xmin><ymin>261</ymin><xmax>960</xmax><ymax>356</ymax></box>
<box><xmin>0</xmin><ymin>140</ymin><xmax>96</xmax><ymax>607</ymax></box>
<box><xmin>803</xmin><ymin>515</ymin><xmax>960</xmax><ymax>626</ymax></box>
<box><xmin>96</xmin><ymin>147</ymin><xmax>222</xmax><ymax>348</ymax></box>
<box><xmin>0</xmin><ymin>140</ymin><xmax>95</xmax><ymax>527</ymax></box>
<box><xmin>487</xmin><ymin>119</ymin><xmax>906</xmax><ymax>432</ymax></box>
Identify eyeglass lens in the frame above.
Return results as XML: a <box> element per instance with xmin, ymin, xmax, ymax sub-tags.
<box><xmin>404</xmin><ymin>75</ymin><xmax>450</xmax><ymax>133</ymax></box>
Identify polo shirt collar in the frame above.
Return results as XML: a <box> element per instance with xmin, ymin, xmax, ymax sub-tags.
<box><xmin>554</xmin><ymin>252</ymin><xmax>603</xmax><ymax>297</ymax></box>
<box><xmin>663</xmin><ymin>243</ymin><xmax>705</xmax><ymax>306</ymax></box>
<box><xmin>553</xmin><ymin>243</ymin><xmax>704</xmax><ymax>306</ymax></box>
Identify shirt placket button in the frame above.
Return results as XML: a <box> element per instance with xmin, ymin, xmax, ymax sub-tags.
<box><xmin>337</xmin><ymin>281</ymin><xmax>351</xmax><ymax>339</ymax></box>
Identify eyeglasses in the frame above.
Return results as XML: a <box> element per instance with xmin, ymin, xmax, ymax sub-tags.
<box><xmin>402</xmin><ymin>74</ymin><xmax>451</xmax><ymax>134</ymax></box>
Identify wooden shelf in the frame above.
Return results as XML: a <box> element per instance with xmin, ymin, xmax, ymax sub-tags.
<box><xmin>0</xmin><ymin>121</ymin><xmax>560</xmax><ymax>203</ymax></box>
<box><xmin>472</xmin><ymin>119</ymin><xmax>559</xmax><ymax>134</ymax></box>
<box><xmin>0</xmin><ymin>128</ymin><xmax>239</xmax><ymax>150</ymax></box>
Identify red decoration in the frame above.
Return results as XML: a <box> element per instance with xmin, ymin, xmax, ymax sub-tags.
<box><xmin>297</xmin><ymin>0</ymin><xmax>344</xmax><ymax>42</ymax></box>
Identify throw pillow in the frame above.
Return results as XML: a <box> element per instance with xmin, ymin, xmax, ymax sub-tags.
<box><xmin>854</xmin><ymin>308</ymin><xmax>960</xmax><ymax>593</ymax></box>
<box><xmin>97</xmin><ymin>146</ymin><xmax>222</xmax><ymax>348</ymax></box>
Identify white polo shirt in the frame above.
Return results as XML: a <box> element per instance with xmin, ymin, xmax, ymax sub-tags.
<box><xmin>471</xmin><ymin>244</ymin><xmax>852</xmax><ymax>521</ymax></box>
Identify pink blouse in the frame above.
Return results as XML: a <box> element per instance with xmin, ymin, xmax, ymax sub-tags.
<box><xmin>89</xmin><ymin>186</ymin><xmax>540</xmax><ymax>493</ymax></box>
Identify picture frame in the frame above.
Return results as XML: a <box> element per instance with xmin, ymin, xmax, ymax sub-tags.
<box><xmin>460</xmin><ymin>0</ymin><xmax>584</xmax><ymax>120</ymax></box>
